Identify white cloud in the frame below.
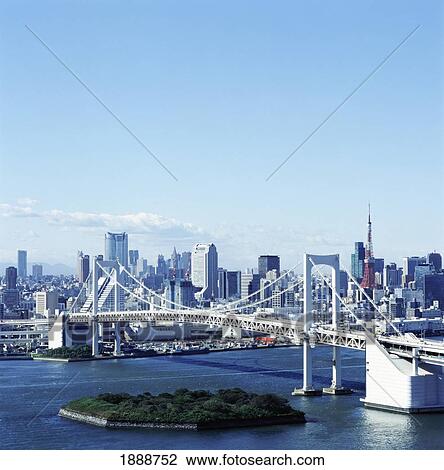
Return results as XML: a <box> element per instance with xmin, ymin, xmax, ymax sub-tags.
<box><xmin>0</xmin><ymin>202</ymin><xmax>205</xmax><ymax>239</ymax></box>
<box><xmin>0</xmin><ymin>203</ymin><xmax>40</xmax><ymax>218</ymax></box>
<box><xmin>16</xmin><ymin>197</ymin><xmax>38</xmax><ymax>206</ymax></box>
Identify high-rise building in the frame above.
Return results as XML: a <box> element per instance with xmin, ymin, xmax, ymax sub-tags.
<box><xmin>424</xmin><ymin>273</ymin><xmax>444</xmax><ymax>309</ymax></box>
<box><xmin>414</xmin><ymin>264</ymin><xmax>435</xmax><ymax>292</ymax></box>
<box><xmin>361</xmin><ymin>205</ymin><xmax>376</xmax><ymax>289</ymax></box>
<box><xmin>157</xmin><ymin>255</ymin><xmax>167</xmax><ymax>278</ymax></box>
<box><xmin>35</xmin><ymin>291</ymin><xmax>59</xmax><ymax>318</ymax></box>
<box><xmin>170</xmin><ymin>247</ymin><xmax>179</xmax><ymax>270</ymax></box>
<box><xmin>180</xmin><ymin>252</ymin><xmax>192</xmax><ymax>277</ymax></box>
<box><xmin>166</xmin><ymin>279</ymin><xmax>195</xmax><ymax>308</ymax></box>
<box><xmin>17</xmin><ymin>250</ymin><xmax>27</xmax><ymax>278</ymax></box>
<box><xmin>258</xmin><ymin>255</ymin><xmax>280</xmax><ymax>278</ymax></box>
<box><xmin>402</xmin><ymin>256</ymin><xmax>426</xmax><ymax>286</ymax></box>
<box><xmin>240</xmin><ymin>272</ymin><xmax>261</xmax><ymax>302</ymax></box>
<box><xmin>427</xmin><ymin>252</ymin><xmax>442</xmax><ymax>272</ymax></box>
<box><xmin>217</xmin><ymin>268</ymin><xmax>228</xmax><ymax>299</ymax></box>
<box><xmin>384</xmin><ymin>263</ymin><xmax>402</xmax><ymax>288</ymax></box>
<box><xmin>226</xmin><ymin>271</ymin><xmax>241</xmax><ymax>298</ymax></box>
<box><xmin>105</xmin><ymin>232</ymin><xmax>128</xmax><ymax>268</ymax></box>
<box><xmin>129</xmin><ymin>249</ymin><xmax>139</xmax><ymax>266</ymax></box>
<box><xmin>191</xmin><ymin>243</ymin><xmax>218</xmax><ymax>300</ymax></box>
<box><xmin>32</xmin><ymin>264</ymin><xmax>43</xmax><ymax>281</ymax></box>
<box><xmin>339</xmin><ymin>270</ymin><xmax>348</xmax><ymax>297</ymax></box>
<box><xmin>5</xmin><ymin>266</ymin><xmax>17</xmax><ymax>289</ymax></box>
<box><xmin>351</xmin><ymin>242</ymin><xmax>365</xmax><ymax>283</ymax></box>
<box><xmin>77</xmin><ymin>251</ymin><xmax>90</xmax><ymax>283</ymax></box>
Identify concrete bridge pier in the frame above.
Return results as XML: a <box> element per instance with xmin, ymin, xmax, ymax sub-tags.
<box><xmin>113</xmin><ymin>322</ymin><xmax>121</xmax><ymax>356</ymax></box>
<box><xmin>91</xmin><ymin>319</ymin><xmax>99</xmax><ymax>357</ymax></box>
<box><xmin>323</xmin><ymin>256</ymin><xmax>352</xmax><ymax>395</ymax></box>
<box><xmin>113</xmin><ymin>267</ymin><xmax>122</xmax><ymax>356</ymax></box>
<box><xmin>293</xmin><ymin>254</ymin><xmax>322</xmax><ymax>396</ymax></box>
<box><xmin>91</xmin><ymin>256</ymin><xmax>100</xmax><ymax>357</ymax></box>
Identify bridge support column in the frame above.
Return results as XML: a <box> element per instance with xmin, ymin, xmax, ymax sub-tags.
<box><xmin>114</xmin><ymin>322</ymin><xmax>121</xmax><ymax>356</ymax></box>
<box><xmin>91</xmin><ymin>256</ymin><xmax>100</xmax><ymax>357</ymax></box>
<box><xmin>293</xmin><ymin>254</ymin><xmax>322</xmax><ymax>396</ymax></box>
<box><xmin>323</xmin><ymin>255</ymin><xmax>352</xmax><ymax>395</ymax></box>
<box><xmin>91</xmin><ymin>319</ymin><xmax>99</xmax><ymax>357</ymax></box>
<box><xmin>113</xmin><ymin>266</ymin><xmax>122</xmax><ymax>356</ymax></box>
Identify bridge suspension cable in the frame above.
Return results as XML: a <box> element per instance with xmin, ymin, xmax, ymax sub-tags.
<box><xmin>68</xmin><ymin>271</ymin><xmax>92</xmax><ymax>313</ymax></box>
<box><xmin>117</xmin><ymin>261</ymin><xmax>302</xmax><ymax>313</ymax></box>
<box><xmin>97</xmin><ymin>262</ymin><xmax>303</xmax><ymax>316</ymax></box>
<box><xmin>114</xmin><ymin>275</ymin><xmax>303</xmax><ymax>316</ymax></box>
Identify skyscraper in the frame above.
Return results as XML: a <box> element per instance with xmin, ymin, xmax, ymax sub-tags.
<box><xmin>258</xmin><ymin>255</ymin><xmax>280</xmax><ymax>278</ymax></box>
<box><xmin>32</xmin><ymin>264</ymin><xmax>43</xmax><ymax>281</ymax></box>
<box><xmin>77</xmin><ymin>251</ymin><xmax>90</xmax><ymax>283</ymax></box>
<box><xmin>427</xmin><ymin>252</ymin><xmax>442</xmax><ymax>272</ymax></box>
<box><xmin>403</xmin><ymin>256</ymin><xmax>427</xmax><ymax>285</ymax></box>
<box><xmin>2</xmin><ymin>266</ymin><xmax>19</xmax><ymax>308</ymax></box>
<box><xmin>17</xmin><ymin>250</ymin><xmax>27</xmax><ymax>278</ymax></box>
<box><xmin>226</xmin><ymin>271</ymin><xmax>241</xmax><ymax>298</ymax></box>
<box><xmin>217</xmin><ymin>268</ymin><xmax>228</xmax><ymax>299</ymax></box>
<box><xmin>129</xmin><ymin>250</ymin><xmax>139</xmax><ymax>266</ymax></box>
<box><xmin>384</xmin><ymin>263</ymin><xmax>402</xmax><ymax>288</ymax></box>
<box><xmin>360</xmin><ymin>205</ymin><xmax>376</xmax><ymax>289</ymax></box>
<box><xmin>351</xmin><ymin>242</ymin><xmax>365</xmax><ymax>283</ymax></box>
<box><xmin>5</xmin><ymin>266</ymin><xmax>17</xmax><ymax>289</ymax></box>
<box><xmin>191</xmin><ymin>243</ymin><xmax>218</xmax><ymax>300</ymax></box>
<box><xmin>105</xmin><ymin>232</ymin><xmax>128</xmax><ymax>268</ymax></box>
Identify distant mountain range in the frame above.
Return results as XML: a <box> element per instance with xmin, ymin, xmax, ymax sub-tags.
<box><xmin>0</xmin><ymin>262</ymin><xmax>75</xmax><ymax>276</ymax></box>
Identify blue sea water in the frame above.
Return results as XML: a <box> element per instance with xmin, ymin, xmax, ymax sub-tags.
<box><xmin>0</xmin><ymin>346</ymin><xmax>443</xmax><ymax>450</ymax></box>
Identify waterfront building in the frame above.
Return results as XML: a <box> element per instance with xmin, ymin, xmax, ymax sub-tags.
<box><xmin>191</xmin><ymin>243</ymin><xmax>218</xmax><ymax>300</ymax></box>
<box><xmin>17</xmin><ymin>250</ymin><xmax>27</xmax><ymax>278</ymax></box>
<box><xmin>35</xmin><ymin>291</ymin><xmax>58</xmax><ymax>319</ymax></box>
<box><xmin>258</xmin><ymin>255</ymin><xmax>280</xmax><ymax>278</ymax></box>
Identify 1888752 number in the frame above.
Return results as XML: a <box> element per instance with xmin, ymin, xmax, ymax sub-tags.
<box><xmin>120</xmin><ymin>454</ymin><xmax>178</xmax><ymax>466</ymax></box>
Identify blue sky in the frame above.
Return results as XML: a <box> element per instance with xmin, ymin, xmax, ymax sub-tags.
<box><xmin>0</xmin><ymin>0</ymin><xmax>443</xmax><ymax>270</ymax></box>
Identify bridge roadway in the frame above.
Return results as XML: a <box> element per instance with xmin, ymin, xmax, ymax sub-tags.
<box><xmin>67</xmin><ymin>309</ymin><xmax>444</xmax><ymax>365</ymax></box>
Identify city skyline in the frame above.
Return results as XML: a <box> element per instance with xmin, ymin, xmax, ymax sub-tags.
<box><xmin>1</xmin><ymin>1</ymin><xmax>443</xmax><ymax>270</ymax></box>
<box><xmin>0</xmin><ymin>199</ymin><xmax>443</xmax><ymax>272</ymax></box>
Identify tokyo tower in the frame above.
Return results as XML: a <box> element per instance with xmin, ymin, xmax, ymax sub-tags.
<box><xmin>360</xmin><ymin>204</ymin><xmax>376</xmax><ymax>289</ymax></box>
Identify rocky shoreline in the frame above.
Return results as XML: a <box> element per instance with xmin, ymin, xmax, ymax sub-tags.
<box><xmin>59</xmin><ymin>408</ymin><xmax>305</xmax><ymax>430</ymax></box>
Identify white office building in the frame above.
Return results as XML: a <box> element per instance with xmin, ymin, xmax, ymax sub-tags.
<box><xmin>191</xmin><ymin>243</ymin><xmax>218</xmax><ymax>300</ymax></box>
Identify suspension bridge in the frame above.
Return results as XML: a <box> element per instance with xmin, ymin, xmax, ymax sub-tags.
<box><xmin>51</xmin><ymin>253</ymin><xmax>444</xmax><ymax>414</ymax></box>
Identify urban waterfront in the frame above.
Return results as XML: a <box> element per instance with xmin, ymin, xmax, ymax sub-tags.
<box><xmin>1</xmin><ymin>346</ymin><xmax>443</xmax><ymax>450</ymax></box>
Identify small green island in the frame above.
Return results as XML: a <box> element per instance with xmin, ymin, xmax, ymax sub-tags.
<box><xmin>59</xmin><ymin>388</ymin><xmax>306</xmax><ymax>430</ymax></box>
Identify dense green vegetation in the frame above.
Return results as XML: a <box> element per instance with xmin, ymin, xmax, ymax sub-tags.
<box><xmin>63</xmin><ymin>388</ymin><xmax>305</xmax><ymax>425</ymax></box>
<box><xmin>35</xmin><ymin>345</ymin><xmax>92</xmax><ymax>359</ymax></box>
